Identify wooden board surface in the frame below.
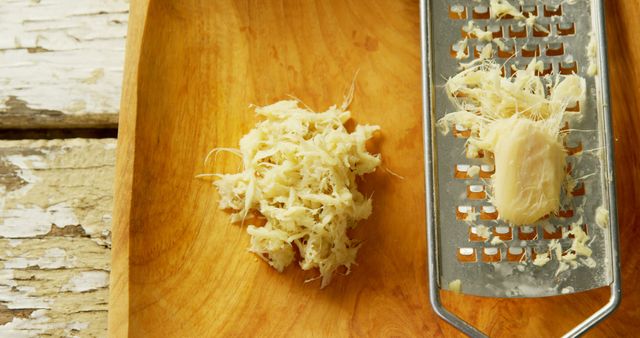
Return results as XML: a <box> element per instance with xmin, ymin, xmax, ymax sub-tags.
<box><xmin>0</xmin><ymin>0</ymin><xmax>128</xmax><ymax>129</ymax></box>
<box><xmin>0</xmin><ymin>139</ymin><xmax>115</xmax><ymax>337</ymax></box>
<box><xmin>110</xmin><ymin>0</ymin><xmax>640</xmax><ymax>337</ymax></box>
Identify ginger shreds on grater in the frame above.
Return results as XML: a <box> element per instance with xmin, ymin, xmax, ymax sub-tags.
<box><xmin>437</xmin><ymin>58</ymin><xmax>585</xmax><ymax>225</ymax></box>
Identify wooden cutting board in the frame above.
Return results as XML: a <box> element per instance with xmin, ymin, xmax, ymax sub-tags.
<box><xmin>109</xmin><ymin>1</ymin><xmax>640</xmax><ymax>337</ymax></box>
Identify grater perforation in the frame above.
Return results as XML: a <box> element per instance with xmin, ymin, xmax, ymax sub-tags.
<box><xmin>421</xmin><ymin>0</ymin><xmax>621</xmax><ymax>336</ymax></box>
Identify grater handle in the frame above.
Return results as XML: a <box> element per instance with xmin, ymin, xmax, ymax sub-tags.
<box><xmin>562</xmin><ymin>286</ymin><xmax>621</xmax><ymax>337</ymax></box>
<box><xmin>427</xmin><ymin>283</ymin><xmax>620</xmax><ymax>338</ymax></box>
<box><xmin>429</xmin><ymin>288</ymin><xmax>487</xmax><ymax>338</ymax></box>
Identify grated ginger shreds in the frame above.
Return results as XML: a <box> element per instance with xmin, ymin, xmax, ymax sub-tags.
<box><xmin>213</xmin><ymin>100</ymin><xmax>381</xmax><ymax>288</ymax></box>
<box><xmin>490</xmin><ymin>0</ymin><xmax>525</xmax><ymax>20</ymax></box>
<box><xmin>449</xmin><ymin>279</ymin><xmax>462</xmax><ymax>294</ymax></box>
<box><xmin>595</xmin><ymin>206</ymin><xmax>609</xmax><ymax>228</ymax></box>
<box><xmin>455</xmin><ymin>38</ymin><xmax>469</xmax><ymax>60</ymax></box>
<box><xmin>465</xmin><ymin>21</ymin><xmax>493</xmax><ymax>42</ymax></box>
<box><xmin>437</xmin><ymin>59</ymin><xmax>586</xmax><ymax>225</ymax></box>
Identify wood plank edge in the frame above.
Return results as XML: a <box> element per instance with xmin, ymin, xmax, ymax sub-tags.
<box><xmin>108</xmin><ymin>0</ymin><xmax>150</xmax><ymax>336</ymax></box>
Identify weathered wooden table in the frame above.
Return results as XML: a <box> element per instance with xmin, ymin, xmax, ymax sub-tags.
<box><xmin>1</xmin><ymin>0</ymin><xmax>638</xmax><ymax>337</ymax></box>
<box><xmin>1</xmin><ymin>1</ymin><xmax>126</xmax><ymax>336</ymax></box>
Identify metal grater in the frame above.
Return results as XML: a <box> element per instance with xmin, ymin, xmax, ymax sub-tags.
<box><xmin>420</xmin><ymin>0</ymin><xmax>621</xmax><ymax>336</ymax></box>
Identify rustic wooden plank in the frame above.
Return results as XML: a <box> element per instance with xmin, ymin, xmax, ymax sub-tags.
<box><xmin>0</xmin><ymin>0</ymin><xmax>129</xmax><ymax>129</ymax></box>
<box><xmin>0</xmin><ymin>139</ymin><xmax>115</xmax><ymax>337</ymax></box>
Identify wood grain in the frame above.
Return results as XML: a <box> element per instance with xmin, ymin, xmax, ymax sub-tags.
<box><xmin>0</xmin><ymin>139</ymin><xmax>115</xmax><ymax>337</ymax></box>
<box><xmin>112</xmin><ymin>0</ymin><xmax>430</xmax><ymax>336</ymax></box>
<box><xmin>0</xmin><ymin>0</ymin><xmax>128</xmax><ymax>129</ymax></box>
<box><xmin>108</xmin><ymin>0</ymin><xmax>149</xmax><ymax>335</ymax></box>
<box><xmin>111</xmin><ymin>0</ymin><xmax>640</xmax><ymax>337</ymax></box>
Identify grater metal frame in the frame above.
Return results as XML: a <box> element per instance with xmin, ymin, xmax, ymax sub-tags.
<box><xmin>420</xmin><ymin>0</ymin><xmax>621</xmax><ymax>336</ymax></box>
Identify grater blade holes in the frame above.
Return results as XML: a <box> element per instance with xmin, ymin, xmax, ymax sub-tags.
<box><xmin>565</xmin><ymin>140</ymin><xmax>583</xmax><ymax>155</ymax></box>
<box><xmin>535</xmin><ymin>62</ymin><xmax>553</xmax><ymax>76</ymax></box>
<box><xmin>480</xmin><ymin>205</ymin><xmax>499</xmax><ymax>220</ymax></box>
<box><xmin>497</xmin><ymin>41</ymin><xmax>516</xmax><ymax>58</ymax></box>
<box><xmin>518</xmin><ymin>226</ymin><xmax>537</xmax><ymax>240</ymax></box>
<box><xmin>533</xmin><ymin>24</ymin><xmax>551</xmax><ymax>38</ymax></box>
<box><xmin>449</xmin><ymin>4</ymin><xmax>467</xmax><ymax>20</ymax></box>
<box><xmin>469</xmin><ymin>226</ymin><xmax>490</xmax><ymax>242</ymax></box>
<box><xmin>559</xmin><ymin>60</ymin><xmax>578</xmax><ymax>74</ymax></box>
<box><xmin>482</xmin><ymin>247</ymin><xmax>501</xmax><ymax>262</ymax></box>
<box><xmin>472</xmin><ymin>5</ymin><xmax>490</xmax><ymax>19</ymax></box>
<box><xmin>453</xmin><ymin>124</ymin><xmax>471</xmax><ymax>138</ymax></box>
<box><xmin>506</xmin><ymin>246</ymin><xmax>526</xmax><ymax>262</ymax></box>
<box><xmin>543</xmin><ymin>224</ymin><xmax>563</xmax><ymax>240</ymax></box>
<box><xmin>461</xmin><ymin>24</ymin><xmax>473</xmax><ymax>38</ymax></box>
<box><xmin>543</xmin><ymin>4</ymin><xmax>562</xmax><ymax>17</ymax></box>
<box><xmin>521</xmin><ymin>4</ymin><xmax>538</xmax><ymax>17</ymax></box>
<box><xmin>456</xmin><ymin>205</ymin><xmax>475</xmax><ymax>220</ymax></box>
<box><xmin>508</xmin><ymin>24</ymin><xmax>527</xmax><ymax>38</ymax></box>
<box><xmin>479</xmin><ymin>164</ymin><xmax>494</xmax><ymax>178</ymax></box>
<box><xmin>565</xmin><ymin>101</ymin><xmax>581</xmax><ymax>112</ymax></box>
<box><xmin>457</xmin><ymin>247</ymin><xmax>477</xmax><ymax>262</ymax></box>
<box><xmin>546</xmin><ymin>42</ymin><xmax>565</xmax><ymax>56</ymax></box>
<box><xmin>455</xmin><ymin>164</ymin><xmax>470</xmax><ymax>178</ymax></box>
<box><xmin>450</xmin><ymin>42</ymin><xmax>469</xmax><ymax>59</ymax></box>
<box><xmin>487</xmin><ymin>24</ymin><xmax>503</xmax><ymax>38</ymax></box>
<box><xmin>557</xmin><ymin>209</ymin><xmax>574</xmax><ymax>218</ymax></box>
<box><xmin>467</xmin><ymin>184</ymin><xmax>487</xmax><ymax>200</ymax></box>
<box><xmin>474</xmin><ymin>44</ymin><xmax>493</xmax><ymax>58</ymax></box>
<box><xmin>557</xmin><ymin>22</ymin><xmax>576</xmax><ymax>36</ymax></box>
<box><xmin>571</xmin><ymin>182</ymin><xmax>585</xmax><ymax>196</ymax></box>
<box><xmin>521</xmin><ymin>43</ymin><xmax>540</xmax><ymax>57</ymax></box>
<box><xmin>494</xmin><ymin>226</ymin><xmax>512</xmax><ymax>240</ymax></box>
<box><xmin>532</xmin><ymin>247</ymin><xmax>550</xmax><ymax>261</ymax></box>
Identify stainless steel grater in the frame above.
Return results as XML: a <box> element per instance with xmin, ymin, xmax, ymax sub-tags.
<box><xmin>420</xmin><ymin>0</ymin><xmax>621</xmax><ymax>336</ymax></box>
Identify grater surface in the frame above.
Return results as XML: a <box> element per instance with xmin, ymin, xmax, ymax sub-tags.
<box><xmin>428</xmin><ymin>0</ymin><xmax>614</xmax><ymax>298</ymax></box>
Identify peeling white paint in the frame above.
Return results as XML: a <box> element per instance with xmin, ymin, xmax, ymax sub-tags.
<box><xmin>62</xmin><ymin>271</ymin><xmax>109</xmax><ymax>293</ymax></box>
<box><xmin>5</xmin><ymin>155</ymin><xmax>48</xmax><ymax>171</ymax></box>
<box><xmin>64</xmin><ymin>321</ymin><xmax>89</xmax><ymax>338</ymax></box>
<box><xmin>0</xmin><ymin>309</ymin><xmax>65</xmax><ymax>338</ymax></box>
<box><xmin>0</xmin><ymin>0</ymin><xmax>128</xmax><ymax>118</ymax></box>
<box><xmin>3</xmin><ymin>155</ymin><xmax>46</xmax><ymax>197</ymax></box>
<box><xmin>0</xmin><ymin>270</ymin><xmax>51</xmax><ymax>310</ymax></box>
<box><xmin>0</xmin><ymin>285</ymin><xmax>52</xmax><ymax>310</ymax></box>
<box><xmin>1</xmin><ymin>154</ymin><xmax>80</xmax><ymax>238</ymax></box>
<box><xmin>0</xmin><ymin>318</ymin><xmax>36</xmax><ymax>338</ymax></box>
<box><xmin>0</xmin><ymin>203</ymin><xmax>79</xmax><ymax>238</ymax></box>
<box><xmin>4</xmin><ymin>248</ymin><xmax>75</xmax><ymax>270</ymax></box>
<box><xmin>0</xmin><ymin>139</ymin><xmax>115</xmax><ymax>336</ymax></box>
<box><xmin>0</xmin><ymin>269</ymin><xmax>18</xmax><ymax>287</ymax></box>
